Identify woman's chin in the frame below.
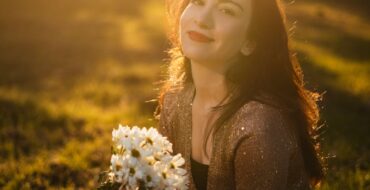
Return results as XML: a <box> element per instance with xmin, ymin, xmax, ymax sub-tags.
<box><xmin>184</xmin><ymin>52</ymin><xmax>218</xmax><ymax>64</ymax></box>
<box><xmin>186</xmin><ymin>56</ymin><xmax>217</xmax><ymax>64</ymax></box>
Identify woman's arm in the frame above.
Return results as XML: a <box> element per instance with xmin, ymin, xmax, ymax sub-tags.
<box><xmin>158</xmin><ymin>105</ymin><xmax>171</xmax><ymax>141</ymax></box>
<box><xmin>157</xmin><ymin>92</ymin><xmax>176</xmax><ymax>144</ymax></box>
<box><xmin>233</xmin><ymin>104</ymin><xmax>295</xmax><ymax>190</ymax></box>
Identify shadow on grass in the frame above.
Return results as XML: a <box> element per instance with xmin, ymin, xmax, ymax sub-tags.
<box><xmin>287</xmin><ymin>3</ymin><xmax>370</xmax><ymax>63</ymax></box>
<box><xmin>294</xmin><ymin>18</ymin><xmax>370</xmax><ymax>63</ymax></box>
<box><xmin>0</xmin><ymin>97</ymin><xmax>88</xmax><ymax>161</ymax></box>
<box><xmin>3</xmin><ymin>162</ymin><xmax>90</xmax><ymax>189</ymax></box>
<box><xmin>304</xmin><ymin>0</ymin><xmax>370</xmax><ymax>19</ymax></box>
<box><xmin>297</xmin><ymin>50</ymin><xmax>370</xmax><ymax>188</ymax></box>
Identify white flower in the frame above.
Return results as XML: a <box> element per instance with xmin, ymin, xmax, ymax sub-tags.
<box><xmin>142</xmin><ymin>165</ymin><xmax>161</xmax><ymax>189</ymax></box>
<box><xmin>170</xmin><ymin>154</ymin><xmax>185</xmax><ymax>168</ymax></box>
<box><xmin>112</xmin><ymin>124</ymin><xmax>130</xmax><ymax>143</ymax></box>
<box><xmin>110</xmin><ymin>154</ymin><xmax>129</xmax><ymax>183</ymax></box>
<box><xmin>105</xmin><ymin>124</ymin><xmax>189</xmax><ymax>190</ymax></box>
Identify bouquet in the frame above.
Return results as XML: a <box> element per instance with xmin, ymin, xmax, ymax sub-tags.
<box><xmin>98</xmin><ymin>124</ymin><xmax>189</xmax><ymax>190</ymax></box>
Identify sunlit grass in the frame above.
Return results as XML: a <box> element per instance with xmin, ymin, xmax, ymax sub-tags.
<box><xmin>288</xmin><ymin>2</ymin><xmax>370</xmax><ymax>189</ymax></box>
<box><xmin>0</xmin><ymin>0</ymin><xmax>165</xmax><ymax>189</ymax></box>
<box><xmin>0</xmin><ymin>57</ymin><xmax>162</xmax><ymax>189</ymax></box>
<box><xmin>0</xmin><ymin>59</ymin><xmax>162</xmax><ymax>188</ymax></box>
<box><xmin>120</xmin><ymin>0</ymin><xmax>166</xmax><ymax>52</ymax></box>
<box><xmin>319</xmin><ymin>168</ymin><xmax>370</xmax><ymax>190</ymax></box>
<box><xmin>121</xmin><ymin>19</ymin><xmax>156</xmax><ymax>51</ymax></box>
<box><xmin>286</xmin><ymin>1</ymin><xmax>370</xmax><ymax>40</ymax></box>
<box><xmin>293</xmin><ymin>41</ymin><xmax>370</xmax><ymax>101</ymax></box>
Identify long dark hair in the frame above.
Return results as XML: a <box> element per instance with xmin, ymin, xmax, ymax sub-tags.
<box><xmin>155</xmin><ymin>0</ymin><xmax>326</xmax><ymax>187</ymax></box>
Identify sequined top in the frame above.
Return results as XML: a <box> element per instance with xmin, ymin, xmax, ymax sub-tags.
<box><xmin>157</xmin><ymin>82</ymin><xmax>312</xmax><ymax>190</ymax></box>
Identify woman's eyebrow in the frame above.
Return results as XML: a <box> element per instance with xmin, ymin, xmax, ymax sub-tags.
<box><xmin>218</xmin><ymin>0</ymin><xmax>244</xmax><ymax>11</ymax></box>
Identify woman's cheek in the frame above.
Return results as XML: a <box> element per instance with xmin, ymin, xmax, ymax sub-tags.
<box><xmin>227</xmin><ymin>22</ymin><xmax>247</xmax><ymax>41</ymax></box>
<box><xmin>180</xmin><ymin>7</ymin><xmax>192</xmax><ymax>28</ymax></box>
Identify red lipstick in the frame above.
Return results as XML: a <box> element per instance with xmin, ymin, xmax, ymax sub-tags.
<box><xmin>187</xmin><ymin>31</ymin><xmax>214</xmax><ymax>43</ymax></box>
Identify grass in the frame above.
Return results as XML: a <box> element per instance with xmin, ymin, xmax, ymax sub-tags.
<box><xmin>0</xmin><ymin>0</ymin><xmax>369</xmax><ymax>189</ymax></box>
<box><xmin>286</xmin><ymin>1</ymin><xmax>370</xmax><ymax>189</ymax></box>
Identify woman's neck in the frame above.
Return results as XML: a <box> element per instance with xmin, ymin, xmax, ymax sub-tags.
<box><xmin>191</xmin><ymin>61</ymin><xmax>228</xmax><ymax>110</ymax></box>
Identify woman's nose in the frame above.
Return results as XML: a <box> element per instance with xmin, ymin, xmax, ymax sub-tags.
<box><xmin>194</xmin><ymin>7</ymin><xmax>213</xmax><ymax>29</ymax></box>
<box><xmin>195</xmin><ymin>19</ymin><xmax>209</xmax><ymax>29</ymax></box>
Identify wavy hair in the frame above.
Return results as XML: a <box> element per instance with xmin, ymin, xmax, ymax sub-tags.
<box><xmin>155</xmin><ymin>0</ymin><xmax>326</xmax><ymax>187</ymax></box>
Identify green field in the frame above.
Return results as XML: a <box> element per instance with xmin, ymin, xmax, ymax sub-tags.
<box><xmin>0</xmin><ymin>0</ymin><xmax>369</xmax><ymax>189</ymax></box>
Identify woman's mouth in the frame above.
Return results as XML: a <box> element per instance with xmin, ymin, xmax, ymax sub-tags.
<box><xmin>187</xmin><ymin>31</ymin><xmax>214</xmax><ymax>43</ymax></box>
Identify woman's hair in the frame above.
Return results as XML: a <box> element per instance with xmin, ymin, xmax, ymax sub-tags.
<box><xmin>155</xmin><ymin>0</ymin><xmax>326</xmax><ymax>187</ymax></box>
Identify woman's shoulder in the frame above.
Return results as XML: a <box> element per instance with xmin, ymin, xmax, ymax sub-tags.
<box><xmin>160</xmin><ymin>83</ymin><xmax>193</xmax><ymax>119</ymax></box>
<box><xmin>231</xmin><ymin>99</ymin><xmax>290</xmax><ymax>127</ymax></box>
<box><xmin>227</xmin><ymin>99</ymin><xmax>297</xmax><ymax>151</ymax></box>
<box><xmin>157</xmin><ymin>84</ymin><xmax>189</xmax><ymax>141</ymax></box>
<box><xmin>162</xmin><ymin>84</ymin><xmax>188</xmax><ymax>107</ymax></box>
<box><xmin>162</xmin><ymin>82</ymin><xmax>194</xmax><ymax>105</ymax></box>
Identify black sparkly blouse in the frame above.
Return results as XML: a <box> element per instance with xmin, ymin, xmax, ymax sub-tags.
<box><xmin>190</xmin><ymin>155</ymin><xmax>209</xmax><ymax>190</ymax></box>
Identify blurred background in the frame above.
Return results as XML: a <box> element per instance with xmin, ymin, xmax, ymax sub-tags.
<box><xmin>0</xmin><ymin>0</ymin><xmax>369</xmax><ymax>189</ymax></box>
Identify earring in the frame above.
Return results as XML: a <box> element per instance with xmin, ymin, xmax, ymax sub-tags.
<box><xmin>240</xmin><ymin>41</ymin><xmax>255</xmax><ymax>56</ymax></box>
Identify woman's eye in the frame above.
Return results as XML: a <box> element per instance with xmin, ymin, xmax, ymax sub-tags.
<box><xmin>219</xmin><ymin>8</ymin><xmax>236</xmax><ymax>16</ymax></box>
<box><xmin>191</xmin><ymin>0</ymin><xmax>204</xmax><ymax>6</ymax></box>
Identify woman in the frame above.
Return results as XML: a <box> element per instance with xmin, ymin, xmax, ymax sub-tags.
<box><xmin>155</xmin><ymin>0</ymin><xmax>326</xmax><ymax>189</ymax></box>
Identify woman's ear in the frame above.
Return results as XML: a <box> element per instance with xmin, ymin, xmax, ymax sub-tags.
<box><xmin>240</xmin><ymin>40</ymin><xmax>256</xmax><ymax>56</ymax></box>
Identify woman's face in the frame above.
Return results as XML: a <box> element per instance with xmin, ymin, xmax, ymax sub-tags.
<box><xmin>180</xmin><ymin>0</ymin><xmax>253</xmax><ymax>68</ymax></box>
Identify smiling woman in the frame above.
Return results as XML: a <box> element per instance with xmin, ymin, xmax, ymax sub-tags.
<box><xmin>180</xmin><ymin>0</ymin><xmax>253</xmax><ymax>69</ymax></box>
<box><xmin>156</xmin><ymin>0</ymin><xmax>326</xmax><ymax>189</ymax></box>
